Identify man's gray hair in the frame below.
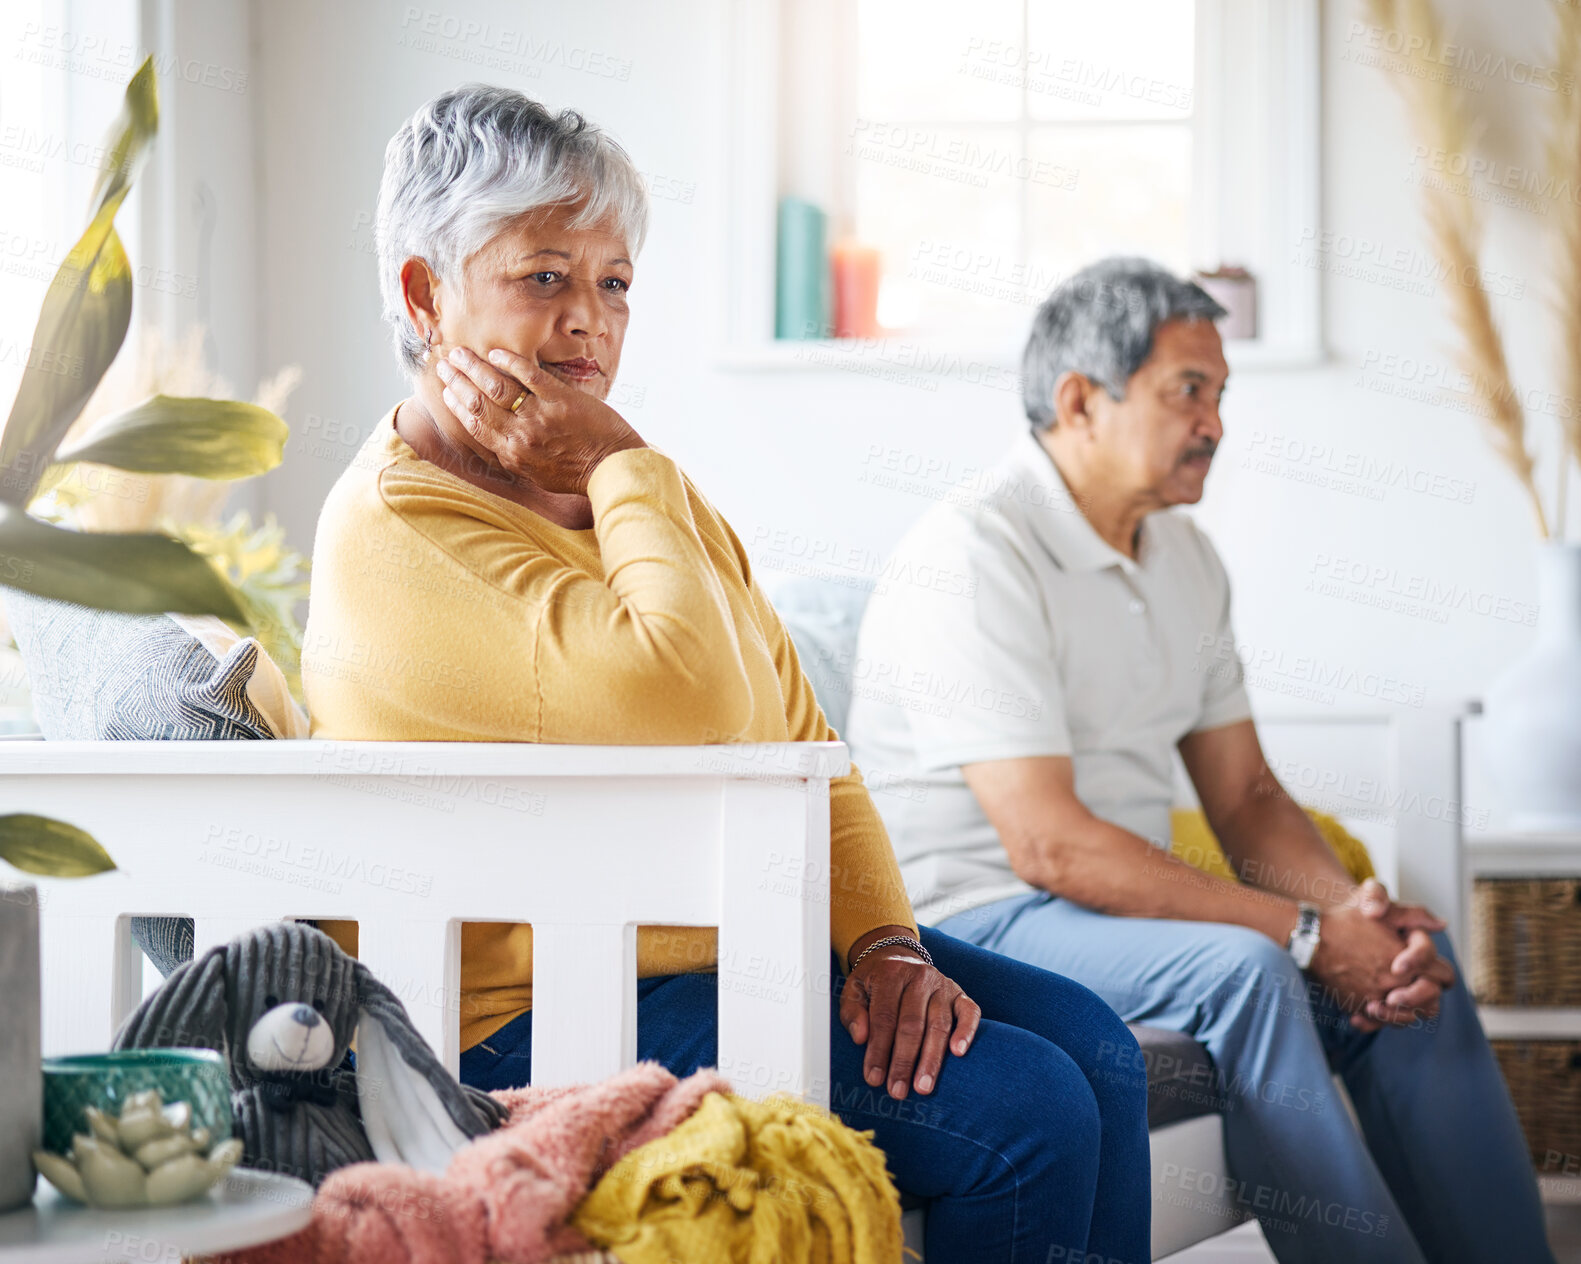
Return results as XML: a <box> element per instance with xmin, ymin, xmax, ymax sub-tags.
<box><xmin>1021</xmin><ymin>257</ymin><xmax>1226</xmax><ymax>430</ymax></box>
<box><xmin>376</xmin><ymin>84</ymin><xmax>649</xmax><ymax>375</ymax></box>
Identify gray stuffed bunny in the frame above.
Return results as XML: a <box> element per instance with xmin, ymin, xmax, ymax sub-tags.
<box><xmin>113</xmin><ymin>922</ymin><xmax>507</xmax><ymax>1186</ymax></box>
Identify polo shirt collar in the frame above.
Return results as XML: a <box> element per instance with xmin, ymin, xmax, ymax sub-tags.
<box><xmin>1010</xmin><ymin>430</ymin><xmax>1144</xmax><ymax>576</ymax></box>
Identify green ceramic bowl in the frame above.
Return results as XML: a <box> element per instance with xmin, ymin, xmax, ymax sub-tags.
<box><xmin>41</xmin><ymin>1050</ymin><xmax>231</xmax><ymax>1157</ymax></box>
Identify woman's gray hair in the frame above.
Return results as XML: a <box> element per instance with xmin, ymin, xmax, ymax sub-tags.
<box><xmin>1021</xmin><ymin>257</ymin><xmax>1226</xmax><ymax>430</ymax></box>
<box><xmin>376</xmin><ymin>84</ymin><xmax>650</xmax><ymax>375</ymax></box>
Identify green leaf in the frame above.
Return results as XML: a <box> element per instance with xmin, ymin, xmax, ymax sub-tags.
<box><xmin>83</xmin><ymin>58</ymin><xmax>159</xmax><ymax>226</ymax></box>
<box><xmin>0</xmin><ymin>58</ymin><xmax>158</xmax><ymax>504</ymax></box>
<box><xmin>0</xmin><ymin>502</ymin><xmax>245</xmax><ymax>620</ymax></box>
<box><xmin>0</xmin><ymin>814</ymin><xmax>115</xmax><ymax>877</ymax></box>
<box><xmin>51</xmin><ymin>395</ymin><xmax>289</xmax><ymax>480</ymax></box>
<box><xmin>0</xmin><ymin>225</ymin><xmax>133</xmax><ymax>507</ymax></box>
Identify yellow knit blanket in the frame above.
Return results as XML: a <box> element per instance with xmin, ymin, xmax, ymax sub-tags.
<box><xmin>572</xmin><ymin>1092</ymin><xmax>901</xmax><ymax>1264</ymax></box>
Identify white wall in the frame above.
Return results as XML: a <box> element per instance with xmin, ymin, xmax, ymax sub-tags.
<box><xmin>158</xmin><ymin>0</ymin><xmax>1569</xmax><ymax>737</ymax></box>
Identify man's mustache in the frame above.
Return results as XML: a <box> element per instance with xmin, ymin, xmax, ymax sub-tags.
<box><xmin>1182</xmin><ymin>441</ymin><xmax>1218</xmax><ymax>463</ymax></box>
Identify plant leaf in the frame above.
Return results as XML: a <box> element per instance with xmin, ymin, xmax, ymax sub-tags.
<box><xmin>0</xmin><ymin>58</ymin><xmax>157</xmax><ymax>504</ymax></box>
<box><xmin>83</xmin><ymin>59</ymin><xmax>159</xmax><ymax>224</ymax></box>
<box><xmin>0</xmin><ymin>502</ymin><xmax>245</xmax><ymax>619</ymax></box>
<box><xmin>0</xmin><ymin>225</ymin><xmax>133</xmax><ymax>506</ymax></box>
<box><xmin>0</xmin><ymin>814</ymin><xmax>115</xmax><ymax>877</ymax></box>
<box><xmin>51</xmin><ymin>395</ymin><xmax>289</xmax><ymax>480</ymax></box>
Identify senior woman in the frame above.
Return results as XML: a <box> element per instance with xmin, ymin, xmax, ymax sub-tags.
<box><xmin>302</xmin><ymin>85</ymin><xmax>1148</xmax><ymax>1264</ymax></box>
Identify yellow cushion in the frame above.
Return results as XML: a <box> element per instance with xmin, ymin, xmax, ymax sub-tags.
<box><xmin>1169</xmin><ymin>807</ymin><xmax>1375</xmax><ymax>885</ymax></box>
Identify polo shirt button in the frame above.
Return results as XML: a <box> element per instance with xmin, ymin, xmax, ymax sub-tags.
<box><xmin>1128</xmin><ymin>598</ymin><xmax>1146</xmax><ymax>615</ymax></box>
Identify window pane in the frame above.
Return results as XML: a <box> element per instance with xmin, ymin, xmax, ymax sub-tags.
<box><xmin>849</xmin><ymin>125</ymin><xmax>1025</xmax><ymax>333</ymax></box>
<box><xmin>1023</xmin><ymin>124</ymin><xmax>1192</xmax><ymax>282</ymax></box>
<box><xmin>1022</xmin><ymin>2</ymin><xmax>1193</xmax><ymax>122</ymax></box>
<box><xmin>856</xmin><ymin>0</ymin><xmax>1024</xmax><ymax>122</ymax></box>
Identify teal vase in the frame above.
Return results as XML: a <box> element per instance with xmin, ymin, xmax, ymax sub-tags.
<box><xmin>776</xmin><ymin>197</ymin><xmax>829</xmax><ymax>340</ymax></box>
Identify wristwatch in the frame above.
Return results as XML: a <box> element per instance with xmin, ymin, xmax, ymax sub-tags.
<box><xmin>1286</xmin><ymin>901</ymin><xmax>1322</xmax><ymax>969</ymax></box>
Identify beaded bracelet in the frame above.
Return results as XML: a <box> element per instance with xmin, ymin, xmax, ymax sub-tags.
<box><xmin>850</xmin><ymin>934</ymin><xmax>934</xmax><ymax>971</ymax></box>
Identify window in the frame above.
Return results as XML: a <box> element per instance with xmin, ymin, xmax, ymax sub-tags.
<box><xmin>0</xmin><ymin>0</ymin><xmax>67</xmax><ymax>417</ymax></box>
<box><xmin>720</xmin><ymin>0</ymin><xmax>1319</xmax><ymax>367</ymax></box>
<box><xmin>0</xmin><ymin>0</ymin><xmax>145</xmax><ymax>416</ymax></box>
<box><xmin>848</xmin><ymin>0</ymin><xmax>1194</xmax><ymax>338</ymax></box>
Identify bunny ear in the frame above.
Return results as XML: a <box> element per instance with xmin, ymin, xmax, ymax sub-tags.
<box><xmin>351</xmin><ymin>964</ymin><xmax>498</xmax><ymax>1172</ymax></box>
<box><xmin>113</xmin><ymin>942</ymin><xmax>230</xmax><ymax>1054</ymax></box>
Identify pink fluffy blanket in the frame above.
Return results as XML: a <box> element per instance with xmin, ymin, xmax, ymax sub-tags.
<box><xmin>217</xmin><ymin>1063</ymin><xmax>730</xmax><ymax>1264</ymax></box>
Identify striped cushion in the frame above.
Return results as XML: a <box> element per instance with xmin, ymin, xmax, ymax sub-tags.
<box><xmin>5</xmin><ymin>590</ymin><xmax>279</xmax><ymax>740</ymax></box>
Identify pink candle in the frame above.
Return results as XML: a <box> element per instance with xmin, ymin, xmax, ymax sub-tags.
<box><xmin>831</xmin><ymin>241</ymin><xmax>882</xmax><ymax>339</ymax></box>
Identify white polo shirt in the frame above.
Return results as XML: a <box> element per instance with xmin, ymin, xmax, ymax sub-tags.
<box><xmin>846</xmin><ymin>429</ymin><xmax>1252</xmax><ymax>924</ymax></box>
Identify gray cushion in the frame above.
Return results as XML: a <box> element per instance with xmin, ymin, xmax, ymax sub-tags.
<box><xmin>764</xmin><ymin>577</ymin><xmax>873</xmax><ymax>736</ymax></box>
<box><xmin>1132</xmin><ymin>1024</ymin><xmax>1223</xmax><ymax>1127</ymax></box>
<box><xmin>4</xmin><ymin>589</ymin><xmax>277</xmax><ymax>741</ymax></box>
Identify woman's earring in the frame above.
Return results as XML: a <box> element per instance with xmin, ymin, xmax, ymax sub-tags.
<box><xmin>423</xmin><ymin>327</ymin><xmax>440</xmax><ymax>364</ymax></box>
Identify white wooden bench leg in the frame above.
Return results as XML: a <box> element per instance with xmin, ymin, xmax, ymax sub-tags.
<box><xmin>357</xmin><ymin>919</ymin><xmax>460</xmax><ymax>1075</ymax></box>
<box><xmin>531</xmin><ymin>922</ymin><xmax>636</xmax><ymax>1088</ymax></box>
<box><xmin>717</xmin><ymin>778</ymin><xmax>830</xmax><ymax>1107</ymax></box>
<box><xmin>41</xmin><ymin>911</ymin><xmax>139</xmax><ymax>1055</ymax></box>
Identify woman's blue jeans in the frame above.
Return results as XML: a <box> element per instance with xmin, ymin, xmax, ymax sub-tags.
<box><xmin>459</xmin><ymin>925</ymin><xmax>1151</xmax><ymax>1264</ymax></box>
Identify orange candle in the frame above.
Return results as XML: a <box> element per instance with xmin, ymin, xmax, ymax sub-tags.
<box><xmin>831</xmin><ymin>241</ymin><xmax>882</xmax><ymax>339</ymax></box>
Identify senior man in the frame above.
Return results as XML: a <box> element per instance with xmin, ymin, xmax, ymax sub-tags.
<box><xmin>845</xmin><ymin>257</ymin><xmax>1551</xmax><ymax>1264</ymax></box>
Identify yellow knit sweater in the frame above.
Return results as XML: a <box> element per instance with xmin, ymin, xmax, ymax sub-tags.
<box><xmin>301</xmin><ymin>406</ymin><xmax>917</xmax><ymax>1050</ymax></box>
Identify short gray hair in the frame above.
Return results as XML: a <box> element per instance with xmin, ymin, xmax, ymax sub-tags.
<box><xmin>376</xmin><ymin>84</ymin><xmax>650</xmax><ymax>375</ymax></box>
<box><xmin>1021</xmin><ymin>257</ymin><xmax>1226</xmax><ymax>430</ymax></box>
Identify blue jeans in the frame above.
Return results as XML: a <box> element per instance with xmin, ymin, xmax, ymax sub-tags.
<box><xmin>460</xmin><ymin>925</ymin><xmax>1150</xmax><ymax>1264</ymax></box>
<box><xmin>939</xmin><ymin>893</ymin><xmax>1554</xmax><ymax>1264</ymax></box>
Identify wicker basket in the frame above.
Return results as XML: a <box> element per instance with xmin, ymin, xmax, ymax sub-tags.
<box><xmin>1470</xmin><ymin>877</ymin><xmax>1581</xmax><ymax>1006</ymax></box>
<box><xmin>1491</xmin><ymin>1039</ymin><xmax>1581</xmax><ymax>1169</ymax></box>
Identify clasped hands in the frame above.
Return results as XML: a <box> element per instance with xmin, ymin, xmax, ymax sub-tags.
<box><xmin>1312</xmin><ymin>878</ymin><xmax>1457</xmax><ymax>1032</ymax></box>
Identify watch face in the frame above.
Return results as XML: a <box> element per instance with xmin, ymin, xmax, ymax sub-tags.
<box><xmin>1288</xmin><ymin>904</ymin><xmax>1321</xmax><ymax>970</ymax></box>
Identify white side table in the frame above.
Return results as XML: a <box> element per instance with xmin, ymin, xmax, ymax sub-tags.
<box><xmin>0</xmin><ymin>1169</ymin><xmax>312</xmax><ymax>1262</ymax></box>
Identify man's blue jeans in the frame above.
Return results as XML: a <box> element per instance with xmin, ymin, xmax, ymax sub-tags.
<box><xmin>938</xmin><ymin>892</ymin><xmax>1554</xmax><ymax>1264</ymax></box>
<box><xmin>459</xmin><ymin>925</ymin><xmax>1151</xmax><ymax>1264</ymax></box>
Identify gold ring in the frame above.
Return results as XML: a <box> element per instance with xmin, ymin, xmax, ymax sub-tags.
<box><xmin>507</xmin><ymin>389</ymin><xmax>527</xmax><ymax>413</ymax></box>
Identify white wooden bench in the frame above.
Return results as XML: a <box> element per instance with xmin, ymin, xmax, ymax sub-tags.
<box><xmin>6</xmin><ymin>707</ymin><xmax>1465</xmax><ymax>1261</ymax></box>
<box><xmin>5</xmin><ymin>739</ymin><xmax>837</xmax><ymax>1105</ymax></box>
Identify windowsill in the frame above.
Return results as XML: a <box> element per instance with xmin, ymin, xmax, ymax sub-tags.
<box><xmin>715</xmin><ymin>338</ymin><xmax>1020</xmax><ymax>375</ymax></box>
<box><xmin>715</xmin><ymin>336</ymin><xmax>1327</xmax><ymax>376</ymax></box>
